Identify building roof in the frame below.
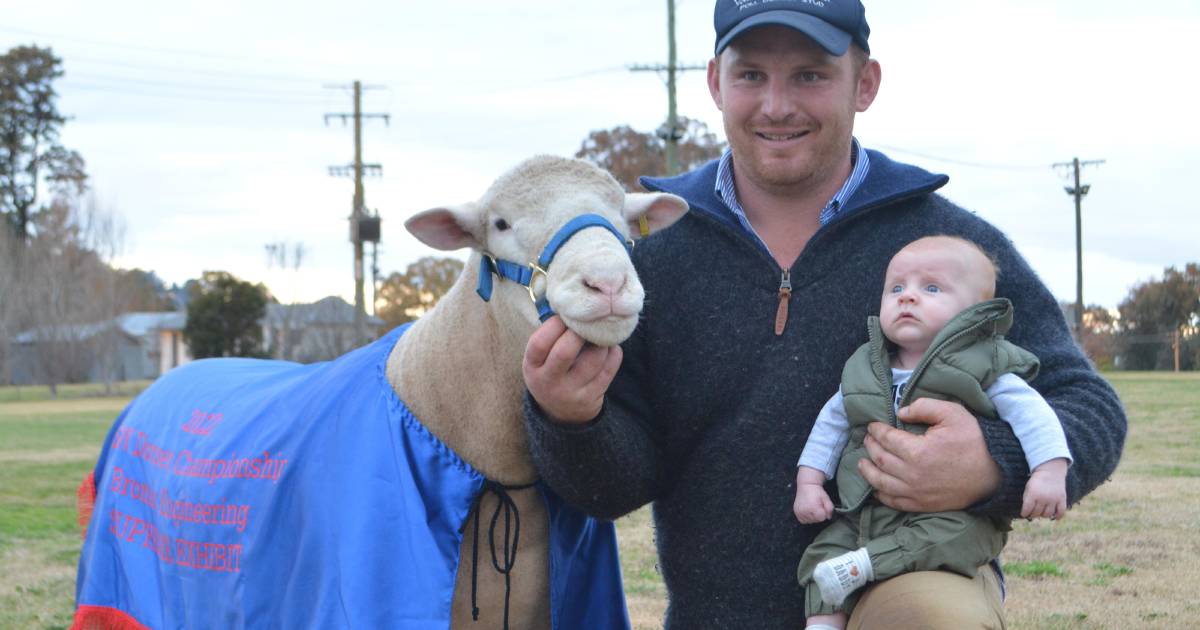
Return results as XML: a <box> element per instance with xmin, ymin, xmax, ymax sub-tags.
<box><xmin>117</xmin><ymin>312</ymin><xmax>187</xmax><ymax>336</ymax></box>
<box><xmin>13</xmin><ymin>311</ymin><xmax>184</xmax><ymax>344</ymax></box>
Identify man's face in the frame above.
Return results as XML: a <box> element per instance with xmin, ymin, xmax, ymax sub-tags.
<box><xmin>707</xmin><ymin>25</ymin><xmax>880</xmax><ymax>196</ymax></box>
<box><xmin>879</xmin><ymin>238</ymin><xmax>995</xmax><ymax>358</ymax></box>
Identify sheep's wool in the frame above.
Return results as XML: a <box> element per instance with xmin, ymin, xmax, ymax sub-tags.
<box><xmin>74</xmin><ymin>324</ymin><xmax>629</xmax><ymax>629</ymax></box>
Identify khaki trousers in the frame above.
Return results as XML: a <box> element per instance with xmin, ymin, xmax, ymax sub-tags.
<box><xmin>847</xmin><ymin>565</ymin><xmax>1006</xmax><ymax>630</ymax></box>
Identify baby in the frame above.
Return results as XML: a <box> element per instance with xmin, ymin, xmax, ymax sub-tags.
<box><xmin>794</xmin><ymin>235</ymin><xmax>1071</xmax><ymax>630</ymax></box>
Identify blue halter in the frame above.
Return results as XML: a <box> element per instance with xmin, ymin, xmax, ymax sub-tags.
<box><xmin>476</xmin><ymin>213</ymin><xmax>634</xmax><ymax>322</ymax></box>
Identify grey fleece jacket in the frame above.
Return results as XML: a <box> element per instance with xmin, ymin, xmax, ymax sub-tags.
<box><xmin>523</xmin><ymin>151</ymin><xmax>1126</xmax><ymax>629</ymax></box>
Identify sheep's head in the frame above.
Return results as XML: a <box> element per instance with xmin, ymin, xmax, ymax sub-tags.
<box><xmin>405</xmin><ymin>155</ymin><xmax>688</xmax><ymax>347</ymax></box>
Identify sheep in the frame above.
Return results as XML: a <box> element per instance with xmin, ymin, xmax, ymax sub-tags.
<box><xmin>72</xmin><ymin>155</ymin><xmax>689</xmax><ymax>630</ymax></box>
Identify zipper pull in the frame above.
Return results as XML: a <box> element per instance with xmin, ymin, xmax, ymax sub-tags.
<box><xmin>774</xmin><ymin>270</ymin><xmax>792</xmax><ymax>336</ymax></box>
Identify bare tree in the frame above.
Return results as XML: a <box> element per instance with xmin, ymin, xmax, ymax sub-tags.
<box><xmin>1</xmin><ymin>194</ymin><xmax>128</xmax><ymax>394</ymax></box>
<box><xmin>37</xmin><ymin>198</ymin><xmax>107</xmax><ymax>392</ymax></box>
<box><xmin>22</xmin><ymin>198</ymin><xmax>98</xmax><ymax>394</ymax></box>
<box><xmin>0</xmin><ymin>227</ymin><xmax>22</xmax><ymax>384</ymax></box>
<box><xmin>78</xmin><ymin>195</ymin><xmax>127</xmax><ymax>393</ymax></box>
<box><xmin>263</xmin><ymin>241</ymin><xmax>306</xmax><ymax>360</ymax></box>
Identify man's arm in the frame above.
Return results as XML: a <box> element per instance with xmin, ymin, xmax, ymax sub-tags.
<box><xmin>984</xmin><ymin>245</ymin><xmax>1127</xmax><ymax>514</ymax></box>
<box><xmin>522</xmin><ymin>317</ymin><xmax>665</xmax><ymax>520</ymax></box>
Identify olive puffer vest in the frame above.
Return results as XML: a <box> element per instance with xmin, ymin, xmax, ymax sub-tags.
<box><xmin>835</xmin><ymin>298</ymin><xmax>1040</xmax><ymax>513</ymax></box>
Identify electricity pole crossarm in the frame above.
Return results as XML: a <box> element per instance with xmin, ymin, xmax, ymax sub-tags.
<box><xmin>1051</xmin><ymin>157</ymin><xmax>1106</xmax><ymax>339</ymax></box>
<box><xmin>324</xmin><ymin>79</ymin><xmax>389</xmax><ymax>346</ymax></box>
<box><xmin>328</xmin><ymin>165</ymin><xmax>383</xmax><ymax>178</ymax></box>
<box><xmin>630</xmin><ymin>0</ymin><xmax>706</xmax><ymax>176</ymax></box>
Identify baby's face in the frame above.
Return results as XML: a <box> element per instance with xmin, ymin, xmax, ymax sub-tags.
<box><xmin>879</xmin><ymin>238</ymin><xmax>994</xmax><ymax>357</ymax></box>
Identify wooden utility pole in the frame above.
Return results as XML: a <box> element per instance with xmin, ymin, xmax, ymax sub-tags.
<box><xmin>1053</xmin><ymin>156</ymin><xmax>1105</xmax><ymax>340</ymax></box>
<box><xmin>630</xmin><ymin>0</ymin><xmax>705</xmax><ymax>176</ymax></box>
<box><xmin>325</xmin><ymin>80</ymin><xmax>388</xmax><ymax>345</ymax></box>
<box><xmin>1174</xmin><ymin>328</ymin><xmax>1181</xmax><ymax>373</ymax></box>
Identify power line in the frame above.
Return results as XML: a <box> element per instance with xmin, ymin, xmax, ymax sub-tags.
<box><xmin>446</xmin><ymin>66</ymin><xmax>627</xmax><ymax>99</ymax></box>
<box><xmin>63</xmin><ymin>57</ymin><xmax>621</xmax><ymax>104</ymax></box>
<box><xmin>0</xmin><ymin>25</ymin><xmax>329</xmax><ymax>68</ymax></box>
<box><xmin>67</xmin><ymin>56</ymin><xmax>338</xmax><ymax>86</ymax></box>
<box><xmin>66</xmin><ymin>71</ymin><xmax>331</xmax><ymax>99</ymax></box>
<box><xmin>8</xmin><ymin>25</ymin><xmax>627</xmax><ymax>94</ymax></box>
<box><xmin>60</xmin><ymin>80</ymin><xmax>334</xmax><ymax>107</ymax></box>
<box><xmin>873</xmin><ymin>144</ymin><xmax>1047</xmax><ymax>171</ymax></box>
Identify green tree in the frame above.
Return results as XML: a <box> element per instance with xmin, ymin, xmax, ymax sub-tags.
<box><xmin>1116</xmin><ymin>264</ymin><xmax>1200</xmax><ymax>370</ymax></box>
<box><xmin>183</xmin><ymin>271</ymin><xmax>269</xmax><ymax>359</ymax></box>
<box><xmin>575</xmin><ymin>116</ymin><xmax>725</xmax><ymax>191</ymax></box>
<box><xmin>376</xmin><ymin>256</ymin><xmax>465</xmax><ymax>329</ymax></box>
<box><xmin>1</xmin><ymin>45</ymin><xmax>87</xmax><ymax>241</ymax></box>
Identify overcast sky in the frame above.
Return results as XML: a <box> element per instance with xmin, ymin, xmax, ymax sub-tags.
<box><xmin>4</xmin><ymin>0</ymin><xmax>1197</xmax><ymax>309</ymax></box>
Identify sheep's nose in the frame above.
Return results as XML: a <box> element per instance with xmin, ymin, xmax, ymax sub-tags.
<box><xmin>583</xmin><ymin>273</ymin><xmax>628</xmax><ymax>297</ymax></box>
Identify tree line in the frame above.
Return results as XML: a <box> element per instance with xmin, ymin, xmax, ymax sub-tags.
<box><xmin>1079</xmin><ymin>264</ymin><xmax>1200</xmax><ymax>370</ymax></box>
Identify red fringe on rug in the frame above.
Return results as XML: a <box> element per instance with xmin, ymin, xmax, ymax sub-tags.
<box><xmin>71</xmin><ymin>606</ymin><xmax>150</xmax><ymax>630</ymax></box>
<box><xmin>76</xmin><ymin>471</ymin><xmax>97</xmax><ymax>540</ymax></box>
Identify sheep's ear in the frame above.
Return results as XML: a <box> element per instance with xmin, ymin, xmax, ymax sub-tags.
<box><xmin>405</xmin><ymin>203</ymin><xmax>484</xmax><ymax>251</ymax></box>
<box><xmin>622</xmin><ymin>192</ymin><xmax>689</xmax><ymax>239</ymax></box>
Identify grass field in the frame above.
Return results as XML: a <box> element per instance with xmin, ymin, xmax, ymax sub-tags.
<box><xmin>1</xmin><ymin>373</ymin><xmax>1196</xmax><ymax>629</ymax></box>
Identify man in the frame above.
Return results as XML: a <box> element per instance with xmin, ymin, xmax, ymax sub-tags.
<box><xmin>523</xmin><ymin>1</ymin><xmax>1126</xmax><ymax>628</ymax></box>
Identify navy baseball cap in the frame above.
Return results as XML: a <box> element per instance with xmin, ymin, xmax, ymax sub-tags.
<box><xmin>714</xmin><ymin>0</ymin><xmax>870</xmax><ymax>56</ymax></box>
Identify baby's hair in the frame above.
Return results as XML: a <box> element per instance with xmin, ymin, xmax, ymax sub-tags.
<box><xmin>909</xmin><ymin>235</ymin><xmax>1002</xmax><ymax>297</ymax></box>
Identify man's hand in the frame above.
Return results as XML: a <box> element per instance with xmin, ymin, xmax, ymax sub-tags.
<box><xmin>857</xmin><ymin>398</ymin><xmax>1001</xmax><ymax>513</ymax></box>
<box><xmin>522</xmin><ymin>316</ymin><xmax>622</xmax><ymax>424</ymax></box>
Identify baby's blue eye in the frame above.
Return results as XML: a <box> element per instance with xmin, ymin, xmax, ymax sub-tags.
<box><xmin>924</xmin><ymin>284</ymin><xmax>940</xmax><ymax>293</ymax></box>
<box><xmin>890</xmin><ymin>284</ymin><xmax>903</xmax><ymax>293</ymax></box>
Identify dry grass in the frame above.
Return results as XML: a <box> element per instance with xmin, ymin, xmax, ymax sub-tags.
<box><xmin>616</xmin><ymin>506</ymin><xmax>666</xmax><ymax>630</ymax></box>
<box><xmin>1001</xmin><ymin>372</ymin><xmax>1200</xmax><ymax>629</ymax></box>
<box><xmin>0</xmin><ymin>399</ymin><xmax>128</xmax><ymax>417</ymax></box>
<box><xmin>0</xmin><ymin>544</ymin><xmax>79</xmax><ymax>628</ymax></box>
<box><xmin>0</xmin><ymin>394</ymin><xmax>117</xmax><ymax>629</ymax></box>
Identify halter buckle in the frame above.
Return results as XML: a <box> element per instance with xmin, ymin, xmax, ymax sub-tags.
<box><xmin>526</xmin><ymin>262</ymin><xmax>548</xmax><ymax>304</ymax></box>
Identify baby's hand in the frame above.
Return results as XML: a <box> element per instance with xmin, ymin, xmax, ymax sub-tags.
<box><xmin>1021</xmin><ymin>458</ymin><xmax>1069</xmax><ymax>520</ymax></box>
<box><xmin>793</xmin><ymin>483</ymin><xmax>834</xmax><ymax>524</ymax></box>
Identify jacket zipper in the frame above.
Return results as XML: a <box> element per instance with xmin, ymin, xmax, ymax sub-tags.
<box><xmin>898</xmin><ymin>318</ymin><xmax>990</xmax><ymax>410</ymax></box>
<box><xmin>866</xmin><ymin>321</ymin><xmax>899</xmax><ymax>428</ymax></box>
<box><xmin>774</xmin><ymin>270</ymin><xmax>791</xmax><ymax>336</ymax></box>
<box><xmin>664</xmin><ymin>190</ymin><xmax>948</xmax><ymax>341</ymax></box>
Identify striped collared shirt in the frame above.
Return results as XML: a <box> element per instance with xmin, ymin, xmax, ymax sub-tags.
<box><xmin>714</xmin><ymin>138</ymin><xmax>870</xmax><ymax>255</ymax></box>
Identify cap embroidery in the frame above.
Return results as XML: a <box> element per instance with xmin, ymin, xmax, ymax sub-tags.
<box><xmin>734</xmin><ymin>0</ymin><xmax>830</xmax><ymax>9</ymax></box>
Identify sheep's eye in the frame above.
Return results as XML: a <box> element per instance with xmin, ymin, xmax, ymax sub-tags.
<box><xmin>493</xmin><ymin>218</ymin><xmax>510</xmax><ymax>231</ymax></box>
